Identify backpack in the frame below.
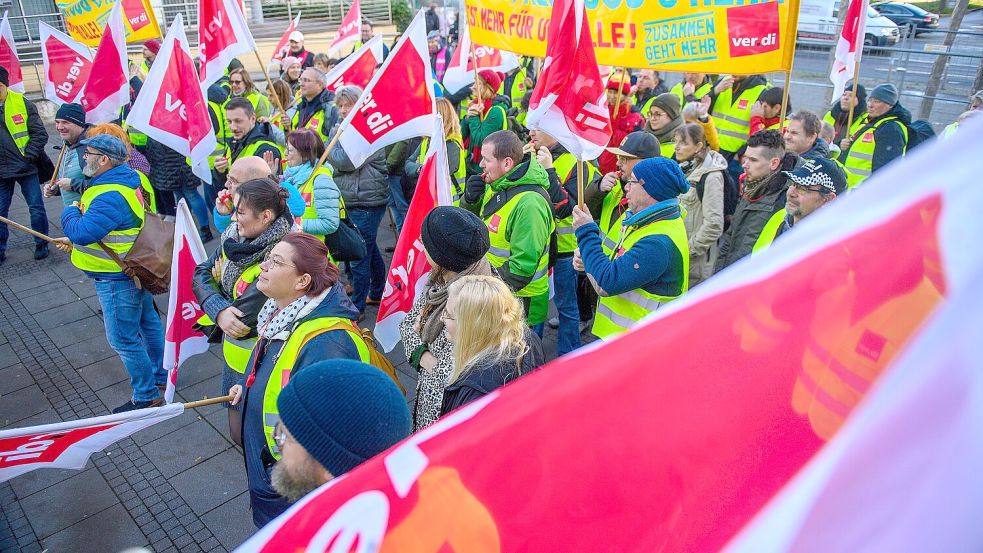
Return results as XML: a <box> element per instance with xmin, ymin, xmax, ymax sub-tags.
<box><xmin>694</xmin><ymin>169</ymin><xmax>740</xmax><ymax>231</ymax></box>
<box><xmin>319</xmin><ymin>321</ymin><xmax>406</xmax><ymax>395</ymax></box>
<box><xmin>905</xmin><ymin>120</ymin><xmax>936</xmax><ymax>151</ymax></box>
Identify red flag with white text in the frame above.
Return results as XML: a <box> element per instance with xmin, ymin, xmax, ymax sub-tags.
<box><xmin>0</xmin><ymin>12</ymin><xmax>24</xmax><ymax>93</ymax></box>
<box><xmin>235</xmin><ymin>122</ymin><xmax>983</xmax><ymax>552</ymax></box>
<box><xmin>126</xmin><ymin>13</ymin><xmax>217</xmax><ymax>183</ymax></box>
<box><xmin>163</xmin><ymin>200</ymin><xmax>210</xmax><ymax>404</ymax></box>
<box><xmin>0</xmin><ymin>404</ymin><xmax>184</xmax><ymax>483</ymax></box>
<box><xmin>335</xmin><ymin>10</ymin><xmax>436</xmax><ymax>168</ymax></box>
<box><xmin>526</xmin><ymin>0</ymin><xmax>612</xmax><ymax>161</ymax></box>
<box><xmin>270</xmin><ymin>12</ymin><xmax>301</xmax><ymax>63</ymax></box>
<box><xmin>441</xmin><ymin>20</ymin><xmax>519</xmax><ymax>94</ymax></box>
<box><xmin>374</xmin><ymin>116</ymin><xmax>454</xmax><ymax>352</ymax></box>
<box><xmin>323</xmin><ymin>35</ymin><xmax>384</xmax><ymax>93</ymax></box>
<box><xmin>328</xmin><ymin>0</ymin><xmax>362</xmax><ymax>54</ymax></box>
<box><xmin>198</xmin><ymin>0</ymin><xmax>256</xmax><ymax>90</ymax></box>
<box><xmin>79</xmin><ymin>1</ymin><xmax>129</xmax><ymax>123</ymax></box>
<box><xmin>830</xmin><ymin>0</ymin><xmax>868</xmax><ymax>100</ymax></box>
<box><xmin>38</xmin><ymin>22</ymin><xmax>94</xmax><ymax>106</ymax></box>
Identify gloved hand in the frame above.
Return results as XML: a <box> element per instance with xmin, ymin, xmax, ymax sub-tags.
<box><xmin>464</xmin><ymin>175</ymin><xmax>486</xmax><ymax>204</ymax></box>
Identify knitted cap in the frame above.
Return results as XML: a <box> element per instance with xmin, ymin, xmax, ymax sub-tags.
<box><xmin>869</xmin><ymin>83</ymin><xmax>899</xmax><ymax>106</ymax></box>
<box><xmin>477</xmin><ymin>69</ymin><xmax>504</xmax><ymax>93</ymax></box>
<box><xmin>277</xmin><ymin>360</ymin><xmax>411</xmax><ymax>477</ymax></box>
<box><xmin>607</xmin><ymin>77</ymin><xmax>631</xmax><ymax>95</ymax></box>
<box><xmin>632</xmin><ymin>157</ymin><xmax>690</xmax><ymax>201</ymax></box>
<box><xmin>421</xmin><ymin>206</ymin><xmax>490</xmax><ymax>272</ymax></box>
<box><xmin>143</xmin><ymin>39</ymin><xmax>161</xmax><ymax>54</ymax></box>
<box><xmin>55</xmin><ymin>103</ymin><xmax>86</xmax><ymax>127</ymax></box>
<box><xmin>648</xmin><ymin>92</ymin><xmax>681</xmax><ymax>120</ymax></box>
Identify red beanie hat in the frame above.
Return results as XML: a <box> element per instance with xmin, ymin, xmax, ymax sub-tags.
<box><xmin>143</xmin><ymin>39</ymin><xmax>161</xmax><ymax>54</ymax></box>
<box><xmin>606</xmin><ymin>77</ymin><xmax>630</xmax><ymax>95</ymax></box>
<box><xmin>477</xmin><ymin>69</ymin><xmax>504</xmax><ymax>93</ymax></box>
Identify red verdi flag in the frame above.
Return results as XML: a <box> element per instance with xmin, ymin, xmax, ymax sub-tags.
<box><xmin>197</xmin><ymin>0</ymin><xmax>256</xmax><ymax>90</ymax></box>
<box><xmin>323</xmin><ymin>35</ymin><xmax>384</xmax><ymax>93</ymax></box>
<box><xmin>270</xmin><ymin>12</ymin><xmax>301</xmax><ymax>63</ymax></box>
<box><xmin>38</xmin><ymin>22</ymin><xmax>94</xmax><ymax>106</ymax></box>
<box><xmin>830</xmin><ymin>0</ymin><xmax>868</xmax><ymax>99</ymax></box>
<box><xmin>525</xmin><ymin>0</ymin><xmax>611</xmax><ymax>161</ymax></box>
<box><xmin>236</xmin><ymin>122</ymin><xmax>983</xmax><ymax>552</ymax></box>
<box><xmin>441</xmin><ymin>19</ymin><xmax>519</xmax><ymax>94</ymax></box>
<box><xmin>329</xmin><ymin>0</ymin><xmax>362</xmax><ymax>54</ymax></box>
<box><xmin>0</xmin><ymin>12</ymin><xmax>24</xmax><ymax>93</ymax></box>
<box><xmin>79</xmin><ymin>0</ymin><xmax>129</xmax><ymax>123</ymax></box>
<box><xmin>126</xmin><ymin>13</ymin><xmax>217</xmax><ymax>183</ymax></box>
<box><xmin>335</xmin><ymin>10</ymin><xmax>436</xmax><ymax>168</ymax></box>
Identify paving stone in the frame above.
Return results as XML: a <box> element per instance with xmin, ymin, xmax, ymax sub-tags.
<box><xmin>41</xmin><ymin>504</ymin><xmax>148</xmax><ymax>553</ymax></box>
<box><xmin>59</xmin><ymin>331</ymin><xmax>115</xmax><ymax>369</ymax></box>
<box><xmin>9</xmin><ymin>460</ymin><xmax>95</xmax><ymax>501</ymax></box>
<box><xmin>76</xmin><ymin>355</ymin><xmax>129</xmax><ymax>392</ymax></box>
<box><xmin>32</xmin><ymin>300</ymin><xmax>95</xmax><ymax>330</ymax></box>
<box><xmin>21</xmin><ymin>287</ymin><xmax>85</xmax><ymax>316</ymax></box>
<box><xmin>47</xmin><ymin>314</ymin><xmax>109</xmax><ymax>349</ymax></box>
<box><xmin>94</xmin><ymin>379</ymin><xmax>136</xmax><ymax>412</ymax></box>
<box><xmin>67</xmin><ymin>279</ymin><xmax>98</xmax><ymax>299</ymax></box>
<box><xmin>199</xmin><ymin>490</ymin><xmax>254</xmax><ymax>551</ymax></box>
<box><xmin>0</xmin><ymin>385</ymin><xmax>52</xmax><ymax>426</ymax></box>
<box><xmin>174</xmin><ymin>348</ymin><xmax>224</xmax><ymax>389</ymax></box>
<box><xmin>142</xmin><ymin>417</ymin><xmax>231</xmax><ymax>479</ymax></box>
<box><xmin>131</xmin><ymin>408</ymin><xmax>199</xmax><ymax>446</ymax></box>
<box><xmin>176</xmin><ymin>374</ymin><xmax>227</xmax><ymax>415</ymax></box>
<box><xmin>19</xmin><ymin>468</ymin><xmax>117</xmax><ymax>539</ymax></box>
<box><xmin>17</xmin><ymin>281</ymin><xmax>68</xmax><ymax>300</ymax></box>
<box><xmin>170</xmin><ymin>449</ymin><xmax>248</xmax><ymax>516</ymax></box>
<box><xmin>4</xmin><ymin>270</ymin><xmax>61</xmax><ymax>294</ymax></box>
<box><xmin>0</xmin><ymin>344</ymin><xmax>16</xmax><ymax>369</ymax></box>
<box><xmin>0</xmin><ymin>364</ymin><xmax>34</xmax><ymax>395</ymax></box>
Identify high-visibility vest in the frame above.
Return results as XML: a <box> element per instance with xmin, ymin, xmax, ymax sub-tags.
<box><xmin>498</xmin><ymin>67</ymin><xmax>527</xmax><ymax>111</ymax></box>
<box><xmin>291</xmin><ymin>104</ymin><xmax>332</xmax><ymax>142</ymax></box>
<box><xmin>241</xmin><ymin>91</ymin><xmax>272</xmax><ymax>118</ymax></box>
<box><xmin>136</xmin><ymin>171</ymin><xmax>157</xmax><ymax>214</ymax></box>
<box><xmin>70</xmin><ymin>183</ymin><xmax>146</xmax><ymax>273</ymax></box>
<box><xmin>712</xmin><ymin>83</ymin><xmax>768</xmax><ymax>153</ymax></box>
<box><xmin>669</xmin><ymin>81</ymin><xmax>712</xmax><ymax>106</ymax></box>
<box><xmin>482</xmin><ymin>187</ymin><xmax>554</xmax><ymax>298</ymax></box>
<box><xmin>751</xmin><ymin>209</ymin><xmax>787</xmax><ymax>254</ymax></box>
<box><xmin>417</xmin><ymin>136</ymin><xmax>467</xmax><ymax>204</ymax></box>
<box><xmin>659</xmin><ymin>140</ymin><xmax>676</xmax><ymax>158</ymax></box>
<box><xmin>296</xmin><ymin>165</ymin><xmax>346</xmax><ymax>240</ymax></box>
<box><xmin>196</xmin><ymin>260</ymin><xmax>263</xmax><ymax>373</ymax></box>
<box><xmin>822</xmin><ymin>110</ymin><xmax>866</xmax><ymax>144</ymax></box>
<box><xmin>592</xmin><ymin>217</ymin><xmax>689</xmax><ymax>339</ymax></box>
<box><xmin>552</xmin><ymin>153</ymin><xmax>598</xmax><ymax>254</ymax></box>
<box><xmin>122</xmin><ymin>120</ymin><xmax>148</xmax><ymax>148</ymax></box>
<box><xmin>840</xmin><ymin>114</ymin><xmax>908</xmax><ymax>189</ymax></box>
<box><xmin>259</xmin><ymin>316</ymin><xmax>370</xmax><ymax>460</ymax></box>
<box><xmin>598</xmin><ymin>183</ymin><xmax>627</xmax><ymax>255</ymax></box>
<box><xmin>3</xmin><ymin>90</ymin><xmax>30</xmax><ymax>155</ymax></box>
<box><xmin>225</xmin><ymin>137</ymin><xmax>284</xmax><ymax>164</ymax></box>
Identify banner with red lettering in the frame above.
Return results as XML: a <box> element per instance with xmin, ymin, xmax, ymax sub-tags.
<box><xmin>271</xmin><ymin>12</ymin><xmax>301</xmax><ymax>63</ymax></box>
<box><xmin>236</xmin><ymin>121</ymin><xmax>983</xmax><ymax>552</ymax></box>
<box><xmin>335</xmin><ymin>10</ymin><xmax>436</xmax><ymax>168</ymax></box>
<box><xmin>126</xmin><ymin>13</ymin><xmax>217</xmax><ymax>183</ymax></box>
<box><xmin>374</xmin><ymin>117</ymin><xmax>454</xmax><ymax>352</ymax></box>
<box><xmin>441</xmin><ymin>18</ymin><xmax>519</xmax><ymax>94</ymax></box>
<box><xmin>0</xmin><ymin>404</ymin><xmax>184</xmax><ymax>483</ymax></box>
<box><xmin>79</xmin><ymin>0</ymin><xmax>129</xmax><ymax>124</ymax></box>
<box><xmin>38</xmin><ymin>22</ymin><xmax>93</xmax><ymax>106</ymax></box>
<box><xmin>163</xmin><ymin>200</ymin><xmax>210</xmax><ymax>404</ymax></box>
<box><xmin>198</xmin><ymin>0</ymin><xmax>256</xmax><ymax>90</ymax></box>
<box><xmin>329</xmin><ymin>0</ymin><xmax>362</xmax><ymax>54</ymax></box>
<box><xmin>54</xmin><ymin>0</ymin><xmax>162</xmax><ymax>48</ymax></box>
<box><xmin>323</xmin><ymin>35</ymin><xmax>384</xmax><ymax>93</ymax></box>
<box><xmin>0</xmin><ymin>11</ymin><xmax>26</xmax><ymax>93</ymax></box>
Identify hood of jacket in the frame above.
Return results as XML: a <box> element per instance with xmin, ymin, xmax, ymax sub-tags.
<box><xmin>685</xmin><ymin>148</ymin><xmax>729</xmax><ymax>183</ymax></box>
<box><xmin>829</xmin><ymin>98</ymin><xmax>867</xmax><ymax>121</ymax></box>
<box><xmin>298</xmin><ymin>88</ymin><xmax>334</xmax><ymax>111</ymax></box>
<box><xmin>298</xmin><ymin>282</ymin><xmax>360</xmax><ymax>324</ymax></box>
<box><xmin>871</xmin><ymin>102</ymin><xmax>912</xmax><ymax>126</ymax></box>
<box><xmin>489</xmin><ymin>157</ymin><xmax>550</xmax><ymax>193</ymax></box>
<box><xmin>89</xmin><ymin>163</ymin><xmax>141</xmax><ymax>189</ymax></box>
<box><xmin>207</xmin><ymin>83</ymin><xmax>230</xmax><ymax>105</ymax></box>
<box><xmin>803</xmin><ymin>137</ymin><xmax>832</xmax><ymax>159</ymax></box>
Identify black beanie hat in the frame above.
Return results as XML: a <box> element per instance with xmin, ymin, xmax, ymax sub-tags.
<box><xmin>0</xmin><ymin>66</ymin><xmax>8</xmax><ymax>87</ymax></box>
<box><xmin>55</xmin><ymin>103</ymin><xmax>86</xmax><ymax>127</ymax></box>
<box><xmin>420</xmin><ymin>206</ymin><xmax>490</xmax><ymax>272</ymax></box>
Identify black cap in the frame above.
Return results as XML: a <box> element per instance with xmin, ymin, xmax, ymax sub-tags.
<box><xmin>604</xmin><ymin>131</ymin><xmax>660</xmax><ymax>159</ymax></box>
<box><xmin>783</xmin><ymin>157</ymin><xmax>848</xmax><ymax>196</ymax></box>
<box><xmin>420</xmin><ymin>206</ymin><xmax>490</xmax><ymax>272</ymax></box>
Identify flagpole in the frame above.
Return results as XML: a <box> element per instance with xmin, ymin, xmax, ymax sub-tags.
<box><xmin>576</xmin><ymin>159</ymin><xmax>585</xmax><ymax>210</ymax></box>
<box><xmin>846</xmin><ymin>59</ymin><xmax>862</xmax><ymax>132</ymax></box>
<box><xmin>253</xmin><ymin>50</ymin><xmax>289</xmax><ymax>129</ymax></box>
<box><xmin>779</xmin><ymin>70</ymin><xmax>792</xmax><ymax>124</ymax></box>
<box><xmin>613</xmin><ymin>68</ymin><xmax>628</xmax><ymax>116</ymax></box>
<box><xmin>46</xmin><ymin>145</ymin><xmax>67</xmax><ymax>193</ymax></box>
<box><xmin>183</xmin><ymin>394</ymin><xmax>235</xmax><ymax>409</ymax></box>
<box><xmin>0</xmin><ymin>216</ymin><xmax>69</xmax><ymax>247</ymax></box>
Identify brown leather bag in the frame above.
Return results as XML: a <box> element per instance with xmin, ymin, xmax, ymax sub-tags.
<box><xmin>98</xmin><ymin>211</ymin><xmax>174</xmax><ymax>294</ymax></box>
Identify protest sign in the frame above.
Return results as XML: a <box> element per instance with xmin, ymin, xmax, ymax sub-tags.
<box><xmin>55</xmin><ymin>0</ymin><xmax>161</xmax><ymax>47</ymax></box>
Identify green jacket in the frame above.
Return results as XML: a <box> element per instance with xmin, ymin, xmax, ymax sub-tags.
<box><xmin>462</xmin><ymin>95</ymin><xmax>510</xmax><ymax>174</ymax></box>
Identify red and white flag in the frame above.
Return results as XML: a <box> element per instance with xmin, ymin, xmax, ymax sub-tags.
<box><xmin>126</xmin><ymin>13</ymin><xmax>217</xmax><ymax>183</ymax></box>
<box><xmin>323</xmin><ymin>35</ymin><xmax>383</xmax><ymax>93</ymax></box>
<box><xmin>0</xmin><ymin>11</ymin><xmax>24</xmax><ymax>93</ymax></box>
<box><xmin>270</xmin><ymin>12</ymin><xmax>301</xmax><ymax>63</ymax></box>
<box><xmin>335</xmin><ymin>10</ymin><xmax>436</xmax><ymax>168</ymax></box>
<box><xmin>375</xmin><ymin>116</ymin><xmax>454</xmax><ymax>352</ymax></box>
<box><xmin>162</xmin><ymin>199</ymin><xmax>210</xmax><ymax>404</ymax></box>
<box><xmin>38</xmin><ymin>22</ymin><xmax>94</xmax><ymax>106</ymax></box>
<box><xmin>526</xmin><ymin>0</ymin><xmax>611</xmax><ymax>161</ymax></box>
<box><xmin>0</xmin><ymin>404</ymin><xmax>184</xmax><ymax>484</ymax></box>
<box><xmin>79</xmin><ymin>1</ymin><xmax>129</xmax><ymax>123</ymax></box>
<box><xmin>236</xmin><ymin>121</ymin><xmax>983</xmax><ymax>552</ymax></box>
<box><xmin>328</xmin><ymin>0</ymin><xmax>362</xmax><ymax>54</ymax></box>
<box><xmin>441</xmin><ymin>20</ymin><xmax>519</xmax><ymax>94</ymax></box>
<box><xmin>830</xmin><ymin>0</ymin><xmax>868</xmax><ymax>100</ymax></box>
<box><xmin>197</xmin><ymin>0</ymin><xmax>256</xmax><ymax>90</ymax></box>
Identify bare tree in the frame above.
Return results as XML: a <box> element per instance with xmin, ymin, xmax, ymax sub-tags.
<box><xmin>974</xmin><ymin>55</ymin><xmax>983</xmax><ymax>94</ymax></box>
<box><xmin>919</xmin><ymin>0</ymin><xmax>969</xmax><ymax>119</ymax></box>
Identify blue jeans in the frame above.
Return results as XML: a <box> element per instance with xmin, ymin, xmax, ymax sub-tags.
<box><xmin>0</xmin><ymin>174</ymin><xmax>49</xmax><ymax>251</ymax></box>
<box><xmin>387</xmin><ymin>175</ymin><xmax>409</xmax><ymax>233</ymax></box>
<box><xmin>93</xmin><ymin>278</ymin><xmax>166</xmax><ymax>402</ymax></box>
<box><xmin>348</xmin><ymin>206</ymin><xmax>387</xmax><ymax>312</ymax></box>
<box><xmin>173</xmin><ymin>185</ymin><xmax>210</xmax><ymax>230</ymax></box>
<box><xmin>554</xmin><ymin>256</ymin><xmax>582</xmax><ymax>355</ymax></box>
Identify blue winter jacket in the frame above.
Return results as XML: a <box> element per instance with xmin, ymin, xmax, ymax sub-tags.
<box><xmin>283</xmin><ymin>162</ymin><xmax>341</xmax><ymax>237</ymax></box>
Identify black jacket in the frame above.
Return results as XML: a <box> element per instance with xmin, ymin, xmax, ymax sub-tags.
<box><xmin>294</xmin><ymin>89</ymin><xmax>339</xmax><ymax>137</ymax></box>
<box><xmin>843</xmin><ymin>102</ymin><xmax>911</xmax><ymax>173</ymax></box>
<box><xmin>145</xmin><ymin>138</ymin><xmax>198</xmax><ymax>192</ymax></box>
<box><xmin>191</xmin><ymin>244</ymin><xmax>269</xmax><ymax>344</ymax></box>
<box><xmin>229</xmin><ymin>122</ymin><xmax>282</xmax><ymax>163</ymax></box>
<box><xmin>0</xmin><ymin>94</ymin><xmax>48</xmax><ymax>179</ymax></box>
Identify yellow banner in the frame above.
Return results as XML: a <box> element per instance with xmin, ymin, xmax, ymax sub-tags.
<box><xmin>465</xmin><ymin>0</ymin><xmax>799</xmax><ymax>74</ymax></box>
<box><xmin>56</xmin><ymin>0</ymin><xmax>162</xmax><ymax>47</ymax></box>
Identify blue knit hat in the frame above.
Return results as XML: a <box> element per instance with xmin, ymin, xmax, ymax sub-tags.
<box><xmin>632</xmin><ymin>157</ymin><xmax>689</xmax><ymax>201</ymax></box>
<box><xmin>55</xmin><ymin>103</ymin><xmax>86</xmax><ymax>128</ymax></box>
<box><xmin>276</xmin><ymin>360</ymin><xmax>410</xmax><ymax>476</ymax></box>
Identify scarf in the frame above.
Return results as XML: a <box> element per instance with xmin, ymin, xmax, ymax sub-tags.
<box><xmin>741</xmin><ymin>171</ymin><xmax>776</xmax><ymax>201</ymax></box>
<box><xmin>623</xmin><ymin>198</ymin><xmax>681</xmax><ymax>228</ymax></box>
<box><xmin>649</xmin><ymin>117</ymin><xmax>682</xmax><ymax>148</ymax></box>
<box><xmin>219</xmin><ymin>214</ymin><xmax>292</xmax><ymax>296</ymax></box>
<box><xmin>418</xmin><ymin>260</ymin><xmax>494</xmax><ymax>344</ymax></box>
<box><xmin>256</xmin><ymin>288</ymin><xmax>329</xmax><ymax>340</ymax></box>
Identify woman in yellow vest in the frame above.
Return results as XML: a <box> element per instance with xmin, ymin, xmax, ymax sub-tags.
<box><xmin>227</xmin><ymin>232</ymin><xmax>367</xmax><ymax>527</ymax></box>
<box><xmin>193</xmin><ymin>179</ymin><xmax>293</xmax><ymax>444</ymax></box>
<box><xmin>404</xmin><ymin>98</ymin><xmax>467</xmax><ymax>202</ymax></box>
<box><xmin>280</xmin><ymin>129</ymin><xmax>342</xmax><ymax>243</ymax></box>
<box><xmin>229</xmin><ymin>68</ymin><xmax>272</xmax><ymax>120</ymax></box>
<box><xmin>643</xmin><ymin>93</ymin><xmax>684</xmax><ymax>158</ymax></box>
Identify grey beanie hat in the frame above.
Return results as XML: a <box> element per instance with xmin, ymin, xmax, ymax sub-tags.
<box><xmin>869</xmin><ymin>83</ymin><xmax>900</xmax><ymax>106</ymax></box>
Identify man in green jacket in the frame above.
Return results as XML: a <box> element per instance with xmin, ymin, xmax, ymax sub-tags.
<box><xmin>461</xmin><ymin>130</ymin><xmax>555</xmax><ymax>331</ymax></box>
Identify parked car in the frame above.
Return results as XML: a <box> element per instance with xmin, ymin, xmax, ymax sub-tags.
<box><xmin>865</xmin><ymin>6</ymin><xmax>902</xmax><ymax>46</ymax></box>
<box><xmin>872</xmin><ymin>2</ymin><xmax>941</xmax><ymax>36</ymax></box>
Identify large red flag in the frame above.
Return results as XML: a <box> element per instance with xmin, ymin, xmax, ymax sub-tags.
<box><xmin>38</xmin><ymin>22</ymin><xmax>94</xmax><ymax>106</ymax></box>
<box><xmin>79</xmin><ymin>1</ymin><xmax>129</xmax><ymax>123</ymax></box>
<box><xmin>126</xmin><ymin>13</ymin><xmax>217</xmax><ymax>183</ymax></box>
<box><xmin>197</xmin><ymin>0</ymin><xmax>256</xmax><ymax>90</ymax></box>
<box><xmin>270</xmin><ymin>12</ymin><xmax>301</xmax><ymax>63</ymax></box>
<box><xmin>328</xmin><ymin>0</ymin><xmax>362</xmax><ymax>54</ymax></box>
<box><xmin>830</xmin><ymin>0</ymin><xmax>868</xmax><ymax>99</ymax></box>
<box><xmin>0</xmin><ymin>12</ymin><xmax>24</xmax><ymax>93</ymax></box>
<box><xmin>235</xmin><ymin>121</ymin><xmax>983</xmax><ymax>552</ymax></box>
<box><xmin>162</xmin><ymin>199</ymin><xmax>210</xmax><ymax>404</ymax></box>
<box><xmin>374</xmin><ymin>116</ymin><xmax>454</xmax><ymax>352</ymax></box>
<box><xmin>526</xmin><ymin>0</ymin><xmax>611</xmax><ymax>161</ymax></box>
<box><xmin>335</xmin><ymin>10</ymin><xmax>436</xmax><ymax>168</ymax></box>
<box><xmin>323</xmin><ymin>35</ymin><xmax>383</xmax><ymax>93</ymax></box>
<box><xmin>441</xmin><ymin>19</ymin><xmax>519</xmax><ymax>94</ymax></box>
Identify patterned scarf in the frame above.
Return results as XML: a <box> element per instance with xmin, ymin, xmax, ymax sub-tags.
<box><xmin>218</xmin><ymin>214</ymin><xmax>292</xmax><ymax>297</ymax></box>
<box><xmin>256</xmin><ymin>288</ymin><xmax>328</xmax><ymax>340</ymax></box>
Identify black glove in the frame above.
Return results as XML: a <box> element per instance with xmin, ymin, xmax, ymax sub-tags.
<box><xmin>464</xmin><ymin>175</ymin><xmax>486</xmax><ymax>204</ymax></box>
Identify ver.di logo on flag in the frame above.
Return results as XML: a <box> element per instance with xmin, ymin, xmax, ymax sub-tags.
<box><xmin>726</xmin><ymin>2</ymin><xmax>781</xmax><ymax>57</ymax></box>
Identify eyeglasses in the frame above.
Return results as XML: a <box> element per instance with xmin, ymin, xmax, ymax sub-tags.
<box><xmin>273</xmin><ymin>422</ymin><xmax>293</xmax><ymax>449</ymax></box>
<box><xmin>83</xmin><ymin>149</ymin><xmax>105</xmax><ymax>158</ymax></box>
<box><xmin>263</xmin><ymin>251</ymin><xmax>296</xmax><ymax>270</ymax></box>
<box><xmin>625</xmin><ymin>178</ymin><xmax>640</xmax><ymax>188</ymax></box>
<box><xmin>230</xmin><ymin>79</ymin><xmax>244</xmax><ymax>85</ymax></box>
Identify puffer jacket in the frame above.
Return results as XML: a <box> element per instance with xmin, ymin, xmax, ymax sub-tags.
<box><xmin>327</xmin><ymin>125</ymin><xmax>389</xmax><ymax>208</ymax></box>
<box><xmin>145</xmin><ymin>138</ymin><xmax>197</xmax><ymax>192</ymax></box>
<box><xmin>679</xmin><ymin>149</ymin><xmax>728</xmax><ymax>285</ymax></box>
<box><xmin>282</xmin><ymin>162</ymin><xmax>342</xmax><ymax>236</ymax></box>
<box><xmin>802</xmin><ymin>137</ymin><xmax>832</xmax><ymax>161</ymax></box>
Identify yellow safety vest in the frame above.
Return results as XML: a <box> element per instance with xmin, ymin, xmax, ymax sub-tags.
<box><xmin>712</xmin><ymin>83</ymin><xmax>768</xmax><ymax>154</ymax></box>
<box><xmin>70</xmin><ymin>184</ymin><xmax>146</xmax><ymax>273</ymax></box>
<box><xmin>136</xmin><ymin>171</ymin><xmax>157</xmax><ymax>214</ymax></box>
<box><xmin>841</xmin><ymin>115</ymin><xmax>908</xmax><ymax>189</ymax></box>
<box><xmin>598</xmin><ymin>183</ymin><xmax>627</xmax><ymax>255</ymax></box>
<box><xmin>498</xmin><ymin>67</ymin><xmax>527</xmax><ymax>111</ymax></box>
<box><xmin>259</xmin><ymin>316</ymin><xmax>370</xmax><ymax>460</ymax></box>
<box><xmin>3</xmin><ymin>90</ymin><xmax>30</xmax><ymax>155</ymax></box>
<box><xmin>592</xmin><ymin>217</ymin><xmax>689</xmax><ymax>339</ymax></box>
<box><xmin>417</xmin><ymin>136</ymin><xmax>467</xmax><ymax>204</ymax></box>
<box><xmin>669</xmin><ymin>81</ymin><xmax>713</xmax><ymax>106</ymax></box>
<box><xmin>660</xmin><ymin>140</ymin><xmax>676</xmax><ymax>158</ymax></box>
<box><xmin>482</xmin><ymin>186</ymin><xmax>554</xmax><ymax>298</ymax></box>
<box><xmin>291</xmin><ymin>104</ymin><xmax>331</xmax><ymax>142</ymax></box>
<box><xmin>552</xmin><ymin>153</ymin><xmax>598</xmax><ymax>254</ymax></box>
<box><xmin>196</xmin><ymin>260</ymin><xmax>263</xmax><ymax>373</ymax></box>
<box><xmin>751</xmin><ymin>209</ymin><xmax>788</xmax><ymax>254</ymax></box>
<box><xmin>225</xmin><ymin>137</ymin><xmax>284</xmax><ymax>165</ymax></box>
<box><xmin>296</xmin><ymin>165</ymin><xmax>346</xmax><ymax>238</ymax></box>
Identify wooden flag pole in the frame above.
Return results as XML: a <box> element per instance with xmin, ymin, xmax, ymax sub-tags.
<box><xmin>846</xmin><ymin>59</ymin><xmax>862</xmax><ymax>132</ymax></box>
<box><xmin>0</xmin><ymin>215</ymin><xmax>67</xmax><ymax>247</ymax></box>
<box><xmin>612</xmin><ymin>68</ymin><xmax>629</xmax><ymax>116</ymax></box>
<box><xmin>577</xmin><ymin>159</ymin><xmax>585</xmax><ymax>210</ymax></box>
<box><xmin>44</xmin><ymin>146</ymin><xmax>67</xmax><ymax>196</ymax></box>
<box><xmin>779</xmin><ymin>69</ymin><xmax>793</xmax><ymax>125</ymax></box>
<box><xmin>183</xmin><ymin>394</ymin><xmax>235</xmax><ymax>409</ymax></box>
<box><xmin>253</xmin><ymin>49</ymin><xmax>289</xmax><ymax>127</ymax></box>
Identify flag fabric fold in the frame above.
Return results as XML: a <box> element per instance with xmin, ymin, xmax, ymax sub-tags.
<box><xmin>0</xmin><ymin>11</ymin><xmax>24</xmax><ymax>93</ymax></box>
<box><xmin>374</xmin><ymin>116</ymin><xmax>453</xmax><ymax>352</ymax></box>
<box><xmin>829</xmin><ymin>0</ymin><xmax>868</xmax><ymax>100</ymax></box>
<box><xmin>79</xmin><ymin>0</ymin><xmax>129</xmax><ymax>123</ymax></box>
<box><xmin>271</xmin><ymin>12</ymin><xmax>301</xmax><ymax>63</ymax></box>
<box><xmin>323</xmin><ymin>35</ymin><xmax>384</xmax><ymax>93</ymax></box>
<box><xmin>329</xmin><ymin>0</ymin><xmax>362</xmax><ymax>54</ymax></box>
<box><xmin>126</xmin><ymin>13</ymin><xmax>217</xmax><ymax>183</ymax></box>
<box><xmin>441</xmin><ymin>20</ymin><xmax>519</xmax><ymax>94</ymax></box>
<box><xmin>162</xmin><ymin>199</ymin><xmax>210</xmax><ymax>404</ymax></box>
<box><xmin>197</xmin><ymin>0</ymin><xmax>257</xmax><ymax>90</ymax></box>
<box><xmin>38</xmin><ymin>21</ymin><xmax>94</xmax><ymax>106</ymax></box>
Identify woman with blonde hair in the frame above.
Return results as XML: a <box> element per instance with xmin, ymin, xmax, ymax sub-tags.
<box><xmin>439</xmin><ymin>275</ymin><xmax>545</xmax><ymax>415</ymax></box>
<box><xmin>404</xmin><ymin>97</ymin><xmax>466</xmax><ymax>201</ymax></box>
